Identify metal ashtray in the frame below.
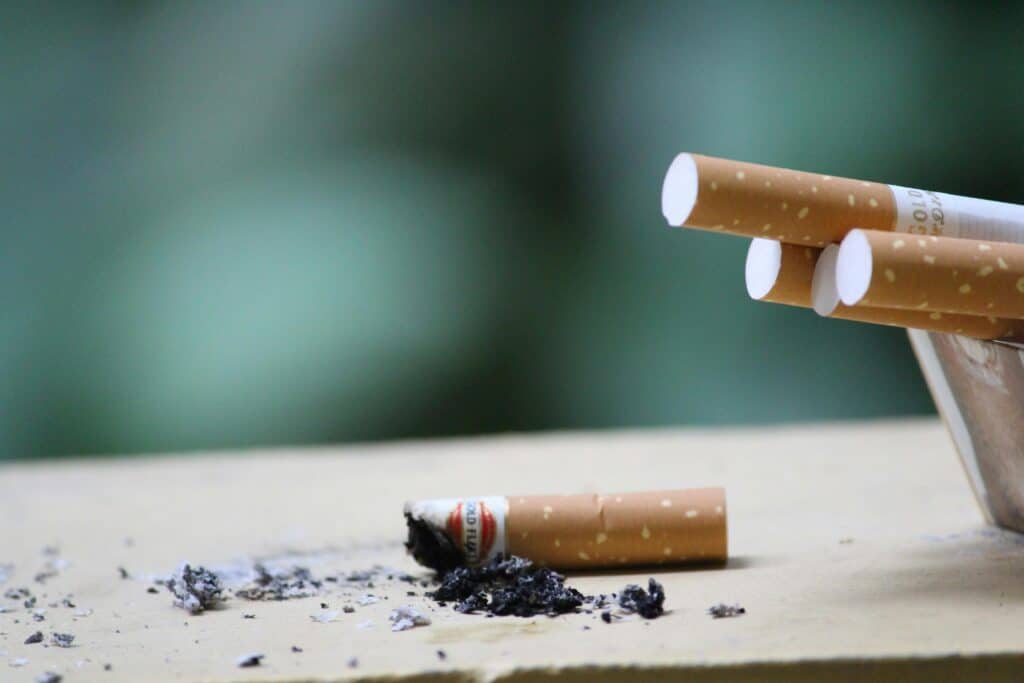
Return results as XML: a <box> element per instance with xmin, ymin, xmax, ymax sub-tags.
<box><xmin>909</xmin><ymin>329</ymin><xmax>1024</xmax><ymax>532</ymax></box>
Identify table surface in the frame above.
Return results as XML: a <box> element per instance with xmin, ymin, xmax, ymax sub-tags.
<box><xmin>2</xmin><ymin>418</ymin><xmax>1024</xmax><ymax>682</ymax></box>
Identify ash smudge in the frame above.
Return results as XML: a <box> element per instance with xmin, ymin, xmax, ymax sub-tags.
<box><xmin>51</xmin><ymin>633</ymin><xmax>75</xmax><ymax>648</ymax></box>
<box><xmin>167</xmin><ymin>563</ymin><xmax>224</xmax><ymax>614</ymax></box>
<box><xmin>235</xmin><ymin>564</ymin><xmax>321</xmax><ymax>601</ymax></box>
<box><xmin>35</xmin><ymin>673</ymin><xmax>61</xmax><ymax>683</ymax></box>
<box><xmin>236</xmin><ymin>653</ymin><xmax>264</xmax><ymax>668</ymax></box>
<box><xmin>618</xmin><ymin>579</ymin><xmax>665</xmax><ymax>619</ymax></box>
<box><xmin>708</xmin><ymin>603</ymin><xmax>745</xmax><ymax>618</ymax></box>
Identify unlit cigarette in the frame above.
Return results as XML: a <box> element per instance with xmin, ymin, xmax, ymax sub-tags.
<box><xmin>662</xmin><ymin>153</ymin><xmax>1024</xmax><ymax>246</ymax></box>
<box><xmin>746</xmin><ymin>238</ymin><xmax>1023</xmax><ymax>339</ymax></box>
<box><xmin>404</xmin><ymin>488</ymin><xmax>726</xmax><ymax>571</ymax></box>
<box><xmin>837</xmin><ymin>229</ymin><xmax>1024</xmax><ymax>321</ymax></box>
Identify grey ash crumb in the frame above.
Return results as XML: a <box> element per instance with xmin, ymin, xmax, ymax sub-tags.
<box><xmin>618</xmin><ymin>579</ymin><xmax>665</xmax><ymax>619</ymax></box>
<box><xmin>146</xmin><ymin>587</ymin><xmax>159</xmax><ymax>594</ymax></box>
<box><xmin>342</xmin><ymin>605</ymin><xmax>355</xmax><ymax>613</ymax></box>
<box><xmin>51</xmin><ymin>632</ymin><xmax>75</xmax><ymax>648</ymax></box>
<box><xmin>60</xmin><ymin>597</ymin><xmax>75</xmax><ymax>609</ymax></box>
<box><xmin>291</xmin><ymin>645</ymin><xmax>303</xmax><ymax>653</ymax></box>
<box><xmin>600</xmin><ymin>611</ymin><xmax>612</xmax><ymax>624</ymax></box>
<box><xmin>708</xmin><ymin>603</ymin><xmax>745</xmax><ymax>619</ymax></box>
<box><xmin>167</xmin><ymin>563</ymin><xmax>224</xmax><ymax>614</ymax></box>
<box><xmin>242</xmin><ymin>613</ymin><xmax>255</xmax><ymax>619</ymax></box>
<box><xmin>104</xmin><ymin>663</ymin><xmax>113</xmax><ymax>671</ymax></box>
<box><xmin>35</xmin><ymin>673</ymin><xmax>61</xmax><ymax>683</ymax></box>
<box><xmin>117</xmin><ymin>567</ymin><xmax>131</xmax><ymax>579</ymax></box>
<box><xmin>347</xmin><ymin>657</ymin><xmax>359</xmax><ymax>668</ymax></box>
<box><xmin>436</xmin><ymin>649</ymin><xmax>447</xmax><ymax>661</ymax></box>
<box><xmin>24</xmin><ymin>631</ymin><xmax>43</xmax><ymax>644</ymax></box>
<box><xmin>235</xmin><ymin>564</ymin><xmax>321</xmax><ymax>601</ymax></box>
<box><xmin>236</xmin><ymin>652</ymin><xmax>264</xmax><ymax>668</ymax></box>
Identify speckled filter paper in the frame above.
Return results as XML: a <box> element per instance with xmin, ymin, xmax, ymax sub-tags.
<box><xmin>757</xmin><ymin>242</ymin><xmax>1021</xmax><ymax>339</ymax></box>
<box><xmin>841</xmin><ymin>230</ymin><xmax>1024</xmax><ymax>320</ymax></box>
<box><xmin>665</xmin><ymin>153</ymin><xmax>1024</xmax><ymax>246</ymax></box>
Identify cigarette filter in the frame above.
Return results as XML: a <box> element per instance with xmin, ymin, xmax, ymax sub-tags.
<box><xmin>745</xmin><ymin>238</ymin><xmax>1023</xmax><ymax>339</ymax></box>
<box><xmin>662</xmin><ymin>153</ymin><xmax>1024</xmax><ymax>246</ymax></box>
<box><xmin>837</xmin><ymin>229</ymin><xmax>1024</xmax><ymax>321</ymax></box>
<box><xmin>405</xmin><ymin>488</ymin><xmax>726</xmax><ymax>571</ymax></box>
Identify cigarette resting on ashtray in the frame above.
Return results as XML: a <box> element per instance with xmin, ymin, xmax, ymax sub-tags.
<box><xmin>404</xmin><ymin>488</ymin><xmax>726</xmax><ymax>572</ymax></box>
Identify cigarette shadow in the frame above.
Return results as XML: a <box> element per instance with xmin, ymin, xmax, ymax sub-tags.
<box><xmin>563</xmin><ymin>555</ymin><xmax>764</xmax><ymax>579</ymax></box>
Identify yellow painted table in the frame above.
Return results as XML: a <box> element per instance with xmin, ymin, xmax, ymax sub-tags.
<box><xmin>2</xmin><ymin>419</ymin><xmax>1023</xmax><ymax>682</ymax></box>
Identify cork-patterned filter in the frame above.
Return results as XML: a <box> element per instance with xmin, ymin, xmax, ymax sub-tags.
<box><xmin>838</xmin><ymin>229</ymin><xmax>1024</xmax><ymax>321</ymax></box>
<box><xmin>506</xmin><ymin>488</ymin><xmax>726</xmax><ymax>569</ymax></box>
<box><xmin>662</xmin><ymin>153</ymin><xmax>896</xmax><ymax>246</ymax></box>
<box><xmin>746</xmin><ymin>238</ymin><xmax>1023</xmax><ymax>339</ymax></box>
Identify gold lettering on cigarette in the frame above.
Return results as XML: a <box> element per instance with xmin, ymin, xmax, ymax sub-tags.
<box><xmin>802</xmin><ymin>235</ymin><xmax>811</xmax><ymax>241</ymax></box>
<box><xmin>554</xmin><ymin>538</ymin><xmax>560</xmax><ymax>547</ymax></box>
<box><xmin>710</xmin><ymin>181</ymin><xmax>718</xmax><ymax>191</ymax></box>
<box><xmin>711</xmin><ymin>224</ymin><xmax>724</xmax><ymax>230</ymax></box>
<box><xmin>923</xmin><ymin>255</ymin><xmax>936</xmax><ymax>264</ymax></box>
<box><xmin>999</xmin><ymin>257</ymin><xmax>1009</xmax><ymax>270</ymax></box>
<box><xmin>804</xmin><ymin>248</ymin><xmax>813</xmax><ymax>259</ymax></box>
<box><xmin>930</xmin><ymin>312</ymin><xmax>942</xmax><ymax>320</ymax></box>
<box><xmin>736</xmin><ymin>171</ymin><xmax>746</xmax><ymax>180</ymax></box>
<box><xmin>811</xmin><ymin>185</ymin><xmax>819</xmax><ymax>193</ymax></box>
<box><xmin>988</xmin><ymin>302</ymin><xmax>995</xmax><ymax>309</ymax></box>
<box><xmin>715</xmin><ymin>506</ymin><xmax>723</xmax><ymax>515</ymax></box>
<box><xmin>797</xmin><ymin>207</ymin><xmax>809</xmax><ymax>219</ymax></box>
<box><xmin>660</xmin><ymin>499</ymin><xmax>672</xmax><ymax>508</ymax></box>
<box><xmin>977</xmin><ymin>265</ymin><xmax>994</xmax><ymax>276</ymax></box>
<box><xmin>1016</xmin><ymin>276</ymin><xmax>1024</xmax><ymax>293</ymax></box>
<box><xmin>979</xmin><ymin>244</ymin><xmax>992</xmax><ymax>251</ymax></box>
<box><xmin>521</xmin><ymin>531</ymin><xmax>529</xmax><ymax>539</ymax></box>
<box><xmin>781</xmin><ymin>202</ymin><xmax>788</xmax><ymax>210</ymax></box>
<box><xmin>823</xmin><ymin>175</ymin><xmax>832</xmax><ymax>181</ymax></box>
<box><xmin>893</xmin><ymin>239</ymin><xmax>905</xmax><ymax>249</ymax></box>
<box><xmin>916</xmin><ymin>301</ymin><xmax>929</xmax><ymax>309</ymax></box>
<box><xmin>732</xmin><ymin>218</ymin><xmax>741</xmax><ymax>226</ymax></box>
<box><xmin>641</xmin><ymin>525</ymin><xmax>651</xmax><ymax>540</ymax></box>
<box><xmin>959</xmin><ymin>283</ymin><xmax>972</xmax><ymax>294</ymax></box>
<box><xmin>685</xmin><ymin>509</ymin><xmax>699</xmax><ymax>518</ymax></box>
<box><xmin>543</xmin><ymin>505</ymin><xmax>553</xmax><ymax>520</ymax></box>
<box><xmin>764</xmin><ymin>181</ymin><xmax>772</xmax><ymax>188</ymax></box>
<box><xmin>762</xmin><ymin>224</ymin><xmax>772</xmax><ymax>232</ymax></box>
<box><xmin>595</xmin><ymin>532</ymin><xmax>608</xmax><ymax>544</ymax></box>
<box><xmin>847</xmin><ymin>194</ymin><xmax>856</xmax><ymax>206</ymax></box>
<box><xmin>578</xmin><ymin>551</ymin><xmax>590</xmax><ymax>561</ymax></box>
<box><xmin>869</xmin><ymin>198</ymin><xmax>879</xmax><ymax>208</ymax></box>
<box><xmin>989</xmin><ymin>316</ymin><xmax>998</xmax><ymax>323</ymax></box>
<box><xmin>884</xmin><ymin>268</ymin><xmax>896</xmax><ymax>283</ymax></box>
<box><xmin>663</xmin><ymin>548</ymin><xmax>672</xmax><ymax>556</ymax></box>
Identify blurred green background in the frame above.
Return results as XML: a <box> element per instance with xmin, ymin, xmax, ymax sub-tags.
<box><xmin>5</xmin><ymin>1</ymin><xmax>1023</xmax><ymax>460</ymax></box>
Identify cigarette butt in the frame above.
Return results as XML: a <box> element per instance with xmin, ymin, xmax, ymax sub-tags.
<box><xmin>662</xmin><ymin>153</ymin><xmax>1024</xmax><ymax>246</ymax></box>
<box><xmin>746</xmin><ymin>238</ymin><xmax>1023</xmax><ymax>339</ymax></box>
<box><xmin>404</xmin><ymin>488</ymin><xmax>727</xmax><ymax>571</ymax></box>
<box><xmin>837</xmin><ymin>229</ymin><xmax>1024</xmax><ymax>321</ymax></box>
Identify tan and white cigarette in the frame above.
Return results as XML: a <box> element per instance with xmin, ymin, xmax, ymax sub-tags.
<box><xmin>745</xmin><ymin>238</ymin><xmax>1023</xmax><ymax>339</ymax></box>
<box><xmin>836</xmin><ymin>229</ymin><xmax>1024</xmax><ymax>321</ymax></box>
<box><xmin>662</xmin><ymin>153</ymin><xmax>1024</xmax><ymax>246</ymax></box>
<box><xmin>404</xmin><ymin>488</ymin><xmax>726</xmax><ymax>571</ymax></box>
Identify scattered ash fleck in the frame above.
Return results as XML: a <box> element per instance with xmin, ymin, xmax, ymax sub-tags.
<box><xmin>33</xmin><ymin>570</ymin><xmax>58</xmax><ymax>584</ymax></box>
<box><xmin>124</xmin><ymin>537</ymin><xmax>135</xmax><ymax>548</ymax></box>
<box><xmin>346</xmin><ymin>569</ymin><xmax>375</xmax><ymax>582</ymax></box>
<box><xmin>357</xmin><ymin>594</ymin><xmax>378</xmax><ymax>606</ymax></box>
<box><xmin>436</xmin><ymin>649</ymin><xmax>447</xmax><ymax>661</ymax></box>
<box><xmin>117</xmin><ymin>567</ymin><xmax>131</xmax><ymax>580</ymax></box>
<box><xmin>618</xmin><ymin>579</ymin><xmax>665</xmax><ymax>619</ymax></box>
<box><xmin>167</xmin><ymin>563</ymin><xmax>224</xmax><ymax>614</ymax></box>
<box><xmin>235</xmin><ymin>564</ymin><xmax>321</xmax><ymax>601</ymax></box>
<box><xmin>24</xmin><ymin>596</ymin><xmax>37</xmax><ymax>609</ymax></box>
<box><xmin>10</xmin><ymin>657</ymin><xmax>29</xmax><ymax>667</ymax></box>
<box><xmin>319</xmin><ymin>602</ymin><xmax>328</xmax><ymax>609</ymax></box>
<box><xmin>146</xmin><ymin>587</ymin><xmax>159</xmax><ymax>594</ymax></box>
<box><xmin>708</xmin><ymin>603</ymin><xmax>745</xmax><ymax>619</ymax></box>
<box><xmin>310</xmin><ymin>610</ymin><xmax>338</xmax><ymax>624</ymax></box>
<box><xmin>582</xmin><ymin>625</ymin><xmax>591</xmax><ymax>630</ymax></box>
<box><xmin>60</xmin><ymin>597</ymin><xmax>75</xmax><ymax>609</ymax></box>
<box><xmin>104</xmin><ymin>663</ymin><xmax>113</xmax><ymax>671</ymax></box>
<box><xmin>600</xmin><ymin>611</ymin><xmax>612</xmax><ymax>624</ymax></box>
<box><xmin>427</xmin><ymin>555</ymin><xmax>584</xmax><ymax>617</ymax></box>
<box><xmin>342</xmin><ymin>605</ymin><xmax>355</xmax><ymax>613</ymax></box>
<box><xmin>4</xmin><ymin>588</ymin><xmax>30</xmax><ymax>601</ymax></box>
<box><xmin>24</xmin><ymin>631</ymin><xmax>43</xmax><ymax>644</ymax></box>
<box><xmin>51</xmin><ymin>633</ymin><xmax>75</xmax><ymax>648</ymax></box>
<box><xmin>406</xmin><ymin>591</ymin><xmax>417</xmax><ymax>597</ymax></box>
<box><xmin>32</xmin><ymin>610</ymin><xmax>45</xmax><ymax>622</ymax></box>
<box><xmin>242</xmin><ymin>613</ymin><xmax>255</xmax><ymax>619</ymax></box>
<box><xmin>388</xmin><ymin>605</ymin><xmax>431</xmax><ymax>631</ymax></box>
<box><xmin>291</xmin><ymin>645</ymin><xmax>303</xmax><ymax>653</ymax></box>
<box><xmin>839</xmin><ymin>538</ymin><xmax>854</xmax><ymax>545</ymax></box>
<box><xmin>347</xmin><ymin>657</ymin><xmax>359</xmax><ymax>668</ymax></box>
<box><xmin>236</xmin><ymin>652</ymin><xmax>264</xmax><ymax>668</ymax></box>
<box><xmin>35</xmin><ymin>672</ymin><xmax>61</xmax><ymax>683</ymax></box>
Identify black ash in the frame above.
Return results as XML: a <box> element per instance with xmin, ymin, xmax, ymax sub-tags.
<box><xmin>24</xmin><ymin>630</ymin><xmax>43</xmax><ymax>644</ymax></box>
<box><xmin>35</xmin><ymin>673</ymin><xmax>61</xmax><ymax>683</ymax></box>
<box><xmin>618</xmin><ymin>579</ymin><xmax>665</xmax><ymax>619</ymax></box>
<box><xmin>51</xmin><ymin>632</ymin><xmax>75</xmax><ymax>648</ymax></box>
<box><xmin>167</xmin><ymin>563</ymin><xmax>224</xmax><ymax>614</ymax></box>
<box><xmin>708</xmin><ymin>603</ymin><xmax>745</xmax><ymax>618</ymax></box>
<box><xmin>405</xmin><ymin>514</ymin><xmax>464</xmax><ymax>573</ymax></box>
<box><xmin>236</xmin><ymin>653</ymin><xmax>264</xmax><ymax>668</ymax></box>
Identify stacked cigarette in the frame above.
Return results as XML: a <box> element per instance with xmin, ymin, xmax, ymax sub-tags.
<box><xmin>405</xmin><ymin>488</ymin><xmax>726</xmax><ymax>571</ymax></box>
<box><xmin>662</xmin><ymin>153</ymin><xmax>1024</xmax><ymax>340</ymax></box>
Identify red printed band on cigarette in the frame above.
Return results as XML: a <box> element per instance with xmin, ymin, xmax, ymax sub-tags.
<box><xmin>404</xmin><ymin>488</ymin><xmax>726</xmax><ymax>571</ymax></box>
<box><xmin>745</xmin><ymin>238</ymin><xmax>1023</xmax><ymax>339</ymax></box>
<box><xmin>837</xmin><ymin>230</ymin><xmax>1024</xmax><ymax>321</ymax></box>
<box><xmin>663</xmin><ymin>153</ymin><xmax>1024</xmax><ymax>246</ymax></box>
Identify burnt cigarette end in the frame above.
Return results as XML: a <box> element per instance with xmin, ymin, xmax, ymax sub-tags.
<box><xmin>404</xmin><ymin>512</ymin><xmax>464</xmax><ymax>573</ymax></box>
